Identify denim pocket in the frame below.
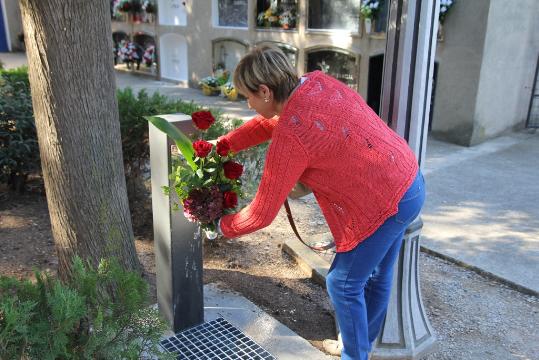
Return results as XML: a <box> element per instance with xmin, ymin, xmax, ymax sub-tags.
<box><xmin>394</xmin><ymin>198</ymin><xmax>423</xmax><ymax>225</ymax></box>
<box><xmin>395</xmin><ymin>173</ymin><xmax>425</xmax><ymax>225</ymax></box>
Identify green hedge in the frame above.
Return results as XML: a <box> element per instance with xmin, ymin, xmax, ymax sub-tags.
<box><xmin>0</xmin><ymin>66</ymin><xmax>39</xmax><ymax>192</ymax></box>
<box><xmin>117</xmin><ymin>87</ymin><xmax>242</xmax><ymax>180</ymax></box>
<box><xmin>0</xmin><ymin>69</ymin><xmax>255</xmax><ymax>198</ymax></box>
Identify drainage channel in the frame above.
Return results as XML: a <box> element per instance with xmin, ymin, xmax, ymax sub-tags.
<box><xmin>160</xmin><ymin>317</ymin><xmax>276</xmax><ymax>359</ymax></box>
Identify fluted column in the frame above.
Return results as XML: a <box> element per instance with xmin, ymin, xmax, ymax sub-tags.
<box><xmin>371</xmin><ymin>219</ymin><xmax>435</xmax><ymax>358</ymax></box>
<box><xmin>373</xmin><ymin>0</ymin><xmax>440</xmax><ymax>357</ymax></box>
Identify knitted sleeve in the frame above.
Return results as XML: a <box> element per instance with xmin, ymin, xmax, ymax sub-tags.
<box><xmin>220</xmin><ymin>129</ymin><xmax>309</xmax><ymax>238</ymax></box>
<box><xmin>219</xmin><ymin>115</ymin><xmax>278</xmax><ymax>153</ymax></box>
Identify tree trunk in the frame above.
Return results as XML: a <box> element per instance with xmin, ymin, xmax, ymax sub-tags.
<box><xmin>19</xmin><ymin>0</ymin><xmax>141</xmax><ymax>279</ymax></box>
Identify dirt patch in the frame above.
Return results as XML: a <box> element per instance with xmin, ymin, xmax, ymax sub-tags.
<box><xmin>1</xmin><ymin>187</ymin><xmax>538</xmax><ymax>359</ymax></box>
<box><xmin>0</xmin><ymin>189</ymin><xmax>56</xmax><ymax>280</ymax></box>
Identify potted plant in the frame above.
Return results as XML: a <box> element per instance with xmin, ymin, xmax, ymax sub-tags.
<box><xmin>199</xmin><ymin>76</ymin><xmax>221</xmax><ymax>96</ymax></box>
<box><xmin>221</xmin><ymin>82</ymin><xmax>238</xmax><ymax>101</ymax></box>
<box><xmin>199</xmin><ymin>69</ymin><xmax>229</xmax><ymax>96</ymax></box>
<box><xmin>360</xmin><ymin>0</ymin><xmax>383</xmax><ymax>35</ymax></box>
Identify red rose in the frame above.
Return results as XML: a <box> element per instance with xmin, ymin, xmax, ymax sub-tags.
<box><xmin>223</xmin><ymin>191</ymin><xmax>238</xmax><ymax>208</ymax></box>
<box><xmin>191</xmin><ymin>111</ymin><xmax>215</xmax><ymax>130</ymax></box>
<box><xmin>216</xmin><ymin>138</ymin><xmax>231</xmax><ymax>156</ymax></box>
<box><xmin>193</xmin><ymin>140</ymin><xmax>213</xmax><ymax>158</ymax></box>
<box><xmin>223</xmin><ymin>161</ymin><xmax>243</xmax><ymax>179</ymax></box>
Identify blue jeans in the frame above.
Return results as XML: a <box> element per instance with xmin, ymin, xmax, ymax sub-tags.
<box><xmin>326</xmin><ymin>171</ymin><xmax>425</xmax><ymax>360</ymax></box>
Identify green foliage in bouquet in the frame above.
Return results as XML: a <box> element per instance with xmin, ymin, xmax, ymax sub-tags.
<box><xmin>147</xmin><ymin>111</ymin><xmax>244</xmax><ymax>235</ymax></box>
<box><xmin>0</xmin><ymin>257</ymin><xmax>173</xmax><ymax>360</ymax></box>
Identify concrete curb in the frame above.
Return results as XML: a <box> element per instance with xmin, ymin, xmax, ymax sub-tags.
<box><xmin>282</xmin><ymin>239</ymin><xmax>539</xmax><ymax>299</ymax></box>
<box><xmin>419</xmin><ymin>246</ymin><xmax>539</xmax><ymax>298</ymax></box>
<box><xmin>282</xmin><ymin>238</ymin><xmax>329</xmax><ymax>289</ymax></box>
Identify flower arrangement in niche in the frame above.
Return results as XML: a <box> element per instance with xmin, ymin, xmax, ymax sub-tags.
<box><xmin>360</xmin><ymin>0</ymin><xmax>383</xmax><ymax>34</ymax></box>
<box><xmin>143</xmin><ymin>45</ymin><xmax>155</xmax><ymax>67</ymax></box>
<box><xmin>438</xmin><ymin>0</ymin><xmax>455</xmax><ymax>40</ymax></box>
<box><xmin>439</xmin><ymin>0</ymin><xmax>455</xmax><ymax>23</ymax></box>
<box><xmin>360</xmin><ymin>0</ymin><xmax>382</xmax><ymax>20</ymax></box>
<box><xmin>146</xmin><ymin>111</ymin><xmax>244</xmax><ymax>239</ymax></box>
<box><xmin>117</xmin><ymin>40</ymin><xmax>143</xmax><ymax>69</ymax></box>
<box><xmin>118</xmin><ymin>0</ymin><xmax>132</xmax><ymax>13</ymax></box>
<box><xmin>142</xmin><ymin>0</ymin><xmax>156</xmax><ymax>13</ymax></box>
<box><xmin>117</xmin><ymin>0</ymin><xmax>143</xmax><ymax>13</ymax></box>
<box><xmin>256</xmin><ymin>1</ymin><xmax>297</xmax><ymax>30</ymax></box>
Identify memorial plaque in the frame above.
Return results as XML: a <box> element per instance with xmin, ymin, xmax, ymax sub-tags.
<box><xmin>217</xmin><ymin>0</ymin><xmax>248</xmax><ymax>27</ymax></box>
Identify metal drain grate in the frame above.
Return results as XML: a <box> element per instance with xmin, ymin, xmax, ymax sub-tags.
<box><xmin>160</xmin><ymin>317</ymin><xmax>276</xmax><ymax>359</ymax></box>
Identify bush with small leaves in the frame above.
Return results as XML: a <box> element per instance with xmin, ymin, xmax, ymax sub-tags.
<box><xmin>0</xmin><ymin>256</ymin><xmax>174</xmax><ymax>359</ymax></box>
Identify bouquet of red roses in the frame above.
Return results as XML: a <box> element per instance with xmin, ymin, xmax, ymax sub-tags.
<box><xmin>147</xmin><ymin>111</ymin><xmax>243</xmax><ymax>238</ymax></box>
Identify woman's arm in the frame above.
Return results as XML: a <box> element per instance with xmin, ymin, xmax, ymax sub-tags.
<box><xmin>219</xmin><ymin>115</ymin><xmax>278</xmax><ymax>153</ymax></box>
<box><xmin>220</xmin><ymin>129</ymin><xmax>309</xmax><ymax>238</ymax></box>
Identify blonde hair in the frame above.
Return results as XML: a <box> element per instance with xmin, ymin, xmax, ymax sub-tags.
<box><xmin>233</xmin><ymin>45</ymin><xmax>298</xmax><ymax>103</ymax></box>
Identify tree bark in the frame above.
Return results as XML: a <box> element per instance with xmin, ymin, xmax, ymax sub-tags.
<box><xmin>19</xmin><ymin>0</ymin><xmax>140</xmax><ymax>279</ymax></box>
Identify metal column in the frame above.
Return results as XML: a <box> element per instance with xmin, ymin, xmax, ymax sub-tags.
<box><xmin>149</xmin><ymin>114</ymin><xmax>203</xmax><ymax>332</ymax></box>
<box><xmin>373</xmin><ymin>0</ymin><xmax>439</xmax><ymax>358</ymax></box>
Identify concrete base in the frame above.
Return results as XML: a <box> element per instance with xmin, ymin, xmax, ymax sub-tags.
<box><xmin>199</xmin><ymin>282</ymin><xmax>334</xmax><ymax>360</ymax></box>
<box><xmin>283</xmin><ymin>220</ymin><xmax>436</xmax><ymax>359</ymax></box>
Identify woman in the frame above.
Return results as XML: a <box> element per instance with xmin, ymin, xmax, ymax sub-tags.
<box><xmin>217</xmin><ymin>46</ymin><xmax>425</xmax><ymax>360</ymax></box>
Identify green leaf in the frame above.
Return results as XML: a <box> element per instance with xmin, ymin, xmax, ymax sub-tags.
<box><xmin>146</xmin><ymin>115</ymin><xmax>197</xmax><ymax>171</ymax></box>
<box><xmin>196</xmin><ymin>169</ymin><xmax>204</xmax><ymax>178</ymax></box>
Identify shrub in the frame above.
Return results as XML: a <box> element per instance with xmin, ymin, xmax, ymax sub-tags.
<box><xmin>117</xmin><ymin>87</ymin><xmax>241</xmax><ymax>179</ymax></box>
<box><xmin>0</xmin><ymin>257</ymin><xmax>172</xmax><ymax>359</ymax></box>
<box><xmin>0</xmin><ymin>67</ymin><xmax>40</xmax><ymax>192</ymax></box>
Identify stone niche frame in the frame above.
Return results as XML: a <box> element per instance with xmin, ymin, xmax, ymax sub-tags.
<box><xmin>304</xmin><ymin>46</ymin><xmax>361</xmax><ymax>91</ymax></box>
<box><xmin>159</xmin><ymin>32</ymin><xmax>188</xmax><ymax>83</ymax></box>
<box><xmin>212</xmin><ymin>0</ymin><xmax>249</xmax><ymax>29</ymax></box>
<box><xmin>211</xmin><ymin>37</ymin><xmax>250</xmax><ymax>73</ymax></box>
<box><xmin>157</xmin><ymin>0</ymin><xmax>188</xmax><ymax>26</ymax></box>
<box><xmin>306</xmin><ymin>0</ymin><xmax>362</xmax><ymax>34</ymax></box>
<box><xmin>255</xmin><ymin>40</ymin><xmax>299</xmax><ymax>68</ymax></box>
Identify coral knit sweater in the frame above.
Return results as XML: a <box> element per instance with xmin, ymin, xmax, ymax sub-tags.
<box><xmin>220</xmin><ymin>71</ymin><xmax>418</xmax><ymax>252</ymax></box>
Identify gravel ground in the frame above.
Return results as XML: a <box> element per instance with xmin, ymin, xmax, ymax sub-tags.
<box><xmin>419</xmin><ymin>252</ymin><xmax>539</xmax><ymax>360</ymax></box>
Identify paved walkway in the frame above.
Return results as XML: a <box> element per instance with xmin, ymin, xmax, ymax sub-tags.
<box><xmin>421</xmin><ymin>133</ymin><xmax>539</xmax><ymax>295</ymax></box>
<box><xmin>2</xmin><ymin>51</ymin><xmax>537</xmax><ymax>295</ymax></box>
